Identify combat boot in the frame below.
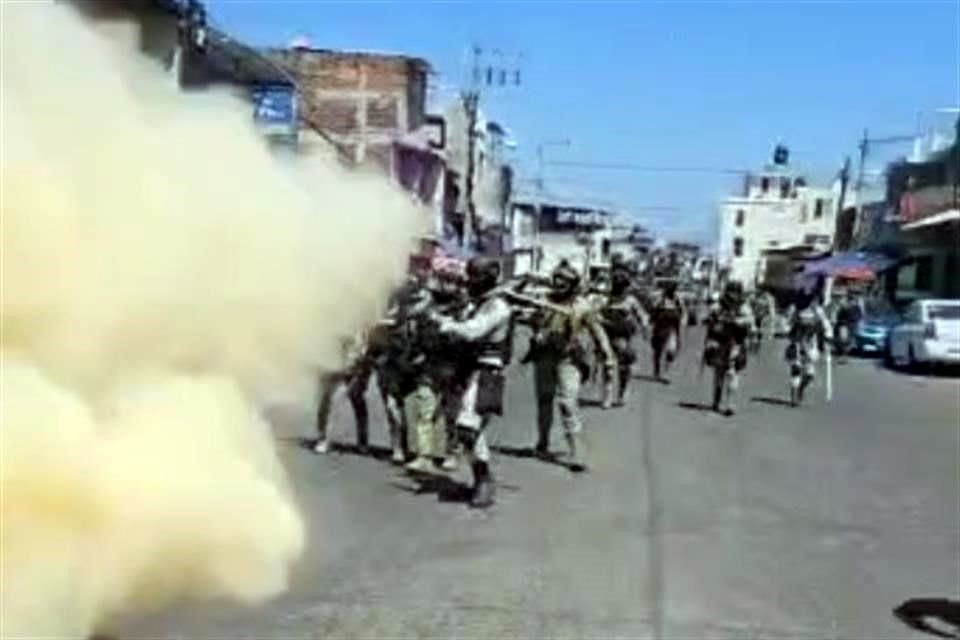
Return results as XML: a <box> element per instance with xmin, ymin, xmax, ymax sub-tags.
<box><xmin>470</xmin><ymin>461</ymin><xmax>495</xmax><ymax>508</ymax></box>
<box><xmin>534</xmin><ymin>420</ymin><xmax>551</xmax><ymax>459</ymax></box>
<box><xmin>566</xmin><ymin>432</ymin><xmax>588</xmax><ymax>473</ymax></box>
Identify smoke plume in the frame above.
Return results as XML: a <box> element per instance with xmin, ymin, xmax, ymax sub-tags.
<box><xmin>0</xmin><ymin>2</ymin><xmax>422</xmax><ymax>637</ymax></box>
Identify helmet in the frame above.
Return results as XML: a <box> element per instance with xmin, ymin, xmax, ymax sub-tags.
<box><xmin>610</xmin><ymin>267</ymin><xmax>631</xmax><ymax>293</ymax></box>
<box><xmin>721</xmin><ymin>281</ymin><xmax>744</xmax><ymax>308</ymax></box>
<box><xmin>724</xmin><ymin>281</ymin><xmax>744</xmax><ymax>298</ymax></box>
<box><xmin>551</xmin><ymin>261</ymin><xmax>580</xmax><ymax>294</ymax></box>
<box><xmin>465</xmin><ymin>258</ymin><xmax>500</xmax><ymax>297</ymax></box>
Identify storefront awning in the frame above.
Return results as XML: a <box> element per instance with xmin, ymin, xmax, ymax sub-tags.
<box><xmin>801</xmin><ymin>251</ymin><xmax>898</xmax><ymax>280</ymax></box>
<box><xmin>901</xmin><ymin>209</ymin><xmax>960</xmax><ymax>231</ymax></box>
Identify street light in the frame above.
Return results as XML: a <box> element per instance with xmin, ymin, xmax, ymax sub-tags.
<box><xmin>534</xmin><ymin>139</ymin><xmax>571</xmax><ymax>272</ymax></box>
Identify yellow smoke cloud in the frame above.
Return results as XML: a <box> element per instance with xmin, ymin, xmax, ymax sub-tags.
<box><xmin>0</xmin><ymin>2</ymin><xmax>423</xmax><ymax>637</ymax></box>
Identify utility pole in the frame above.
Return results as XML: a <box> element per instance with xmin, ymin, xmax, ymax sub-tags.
<box><xmin>852</xmin><ymin>129</ymin><xmax>915</xmax><ymax>239</ymax></box>
<box><xmin>535</xmin><ymin>139</ymin><xmax>571</xmax><ymax>272</ymax></box>
<box><xmin>460</xmin><ymin>44</ymin><xmax>521</xmax><ymax>254</ymax></box>
<box><xmin>835</xmin><ymin>156</ymin><xmax>851</xmax><ymax>250</ymax></box>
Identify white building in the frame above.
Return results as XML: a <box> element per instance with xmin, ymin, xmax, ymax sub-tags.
<box><xmin>717</xmin><ymin>145</ymin><xmax>838</xmax><ymax>289</ymax></box>
<box><xmin>510</xmin><ymin>189</ymin><xmax>616</xmax><ymax>276</ymax></box>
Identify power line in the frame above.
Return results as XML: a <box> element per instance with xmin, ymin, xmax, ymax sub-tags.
<box><xmin>545</xmin><ymin>161</ymin><xmax>750</xmax><ymax>176</ymax></box>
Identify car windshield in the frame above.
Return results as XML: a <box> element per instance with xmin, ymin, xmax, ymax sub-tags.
<box><xmin>928</xmin><ymin>305</ymin><xmax>960</xmax><ymax>320</ymax></box>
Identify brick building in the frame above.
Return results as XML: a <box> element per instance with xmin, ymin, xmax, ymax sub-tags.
<box><xmin>266</xmin><ymin>48</ymin><xmax>430</xmax><ymax>169</ymax></box>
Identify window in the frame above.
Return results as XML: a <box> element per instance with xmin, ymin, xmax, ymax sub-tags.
<box><xmin>735</xmin><ymin>209</ymin><xmax>745</xmax><ymax>226</ymax></box>
<box><xmin>915</xmin><ymin>255</ymin><xmax>934</xmax><ymax>291</ymax></box>
<box><xmin>928</xmin><ymin>304</ymin><xmax>960</xmax><ymax>320</ymax></box>
<box><xmin>780</xmin><ymin>177</ymin><xmax>790</xmax><ymax>199</ymax></box>
<box><xmin>760</xmin><ymin>177</ymin><xmax>770</xmax><ymax>194</ymax></box>
<box><xmin>814</xmin><ymin>199</ymin><xmax>829</xmax><ymax>219</ymax></box>
<box><xmin>733</xmin><ymin>237</ymin><xmax>744</xmax><ymax>257</ymax></box>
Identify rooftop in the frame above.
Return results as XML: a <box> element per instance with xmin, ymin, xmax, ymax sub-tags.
<box><xmin>265</xmin><ymin>46</ymin><xmax>431</xmax><ymax>73</ymax></box>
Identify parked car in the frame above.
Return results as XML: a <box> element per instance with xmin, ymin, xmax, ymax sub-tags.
<box><xmin>886</xmin><ymin>299</ymin><xmax>960</xmax><ymax>369</ymax></box>
<box><xmin>854</xmin><ymin>300</ymin><xmax>900</xmax><ymax>356</ymax></box>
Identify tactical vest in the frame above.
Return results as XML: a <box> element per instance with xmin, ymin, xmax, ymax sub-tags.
<box><xmin>652</xmin><ymin>297</ymin><xmax>681</xmax><ymax>337</ymax></box>
<box><xmin>603</xmin><ymin>296</ymin><xmax>639</xmax><ymax>338</ymax></box>
<box><xmin>792</xmin><ymin>308</ymin><xmax>821</xmax><ymax>341</ymax></box>
<box><xmin>467</xmin><ymin>295</ymin><xmax>513</xmax><ymax>369</ymax></box>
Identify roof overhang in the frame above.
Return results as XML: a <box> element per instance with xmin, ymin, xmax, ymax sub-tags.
<box><xmin>901</xmin><ymin>209</ymin><xmax>960</xmax><ymax>231</ymax></box>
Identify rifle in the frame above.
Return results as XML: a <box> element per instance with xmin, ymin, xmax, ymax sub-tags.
<box><xmin>502</xmin><ymin>290</ymin><xmax>573</xmax><ymax>316</ymax></box>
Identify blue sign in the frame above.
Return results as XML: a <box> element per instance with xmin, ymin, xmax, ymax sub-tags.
<box><xmin>252</xmin><ymin>85</ymin><xmax>297</xmax><ymax>135</ymax></box>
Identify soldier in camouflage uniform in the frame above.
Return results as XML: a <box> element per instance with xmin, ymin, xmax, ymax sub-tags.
<box><xmin>377</xmin><ymin>274</ymin><xmax>438</xmax><ymax>464</ymax></box>
<box><xmin>430</xmin><ymin>258</ymin><xmax>514</xmax><ymax>508</ymax></box>
<box><xmin>703</xmin><ymin>281</ymin><xmax>754</xmax><ymax>416</ymax></box>
<box><xmin>314</xmin><ymin>327</ymin><xmax>382</xmax><ymax>455</ymax></box>
<box><xmin>600</xmin><ymin>265</ymin><xmax>649</xmax><ymax>406</ymax></box>
<box><xmin>649</xmin><ymin>280</ymin><xmax>686</xmax><ymax>382</ymax></box>
<box><xmin>525</xmin><ymin>261</ymin><xmax>616</xmax><ymax>472</ymax></box>
<box><xmin>402</xmin><ymin>271</ymin><xmax>468</xmax><ymax>475</ymax></box>
<box><xmin>785</xmin><ymin>290</ymin><xmax>833</xmax><ymax>406</ymax></box>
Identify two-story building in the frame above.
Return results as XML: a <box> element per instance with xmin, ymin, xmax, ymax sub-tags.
<box><xmin>884</xmin><ymin>120</ymin><xmax>959</xmax><ymax>300</ymax></box>
<box><xmin>717</xmin><ymin>145</ymin><xmax>837</xmax><ymax>289</ymax></box>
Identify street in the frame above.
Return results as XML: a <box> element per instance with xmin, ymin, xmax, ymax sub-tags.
<box><xmin>118</xmin><ymin>329</ymin><xmax>959</xmax><ymax>640</ymax></box>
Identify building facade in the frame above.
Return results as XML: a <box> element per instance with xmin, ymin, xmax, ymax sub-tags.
<box><xmin>883</xmin><ymin>121</ymin><xmax>959</xmax><ymax>300</ymax></box>
<box><xmin>266</xmin><ymin>48</ymin><xmax>430</xmax><ymax>168</ymax></box>
<box><xmin>512</xmin><ymin>191</ymin><xmax>616</xmax><ymax>276</ymax></box>
<box><xmin>717</xmin><ymin>145</ymin><xmax>837</xmax><ymax>289</ymax></box>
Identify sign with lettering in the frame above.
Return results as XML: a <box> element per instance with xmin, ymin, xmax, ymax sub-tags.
<box><xmin>252</xmin><ymin>84</ymin><xmax>297</xmax><ymax>138</ymax></box>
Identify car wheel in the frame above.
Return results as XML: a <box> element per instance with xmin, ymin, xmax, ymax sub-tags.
<box><xmin>890</xmin><ymin>341</ymin><xmax>909</xmax><ymax>369</ymax></box>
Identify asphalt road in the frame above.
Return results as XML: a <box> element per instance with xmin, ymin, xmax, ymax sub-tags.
<box><xmin>118</xmin><ymin>329</ymin><xmax>959</xmax><ymax>639</ymax></box>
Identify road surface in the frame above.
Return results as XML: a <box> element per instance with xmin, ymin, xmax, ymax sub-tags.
<box><xmin>118</xmin><ymin>329</ymin><xmax>959</xmax><ymax>639</ymax></box>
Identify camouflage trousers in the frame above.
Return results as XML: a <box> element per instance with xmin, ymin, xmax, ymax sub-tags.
<box><xmin>316</xmin><ymin>360</ymin><xmax>375</xmax><ymax>447</ymax></box>
<box><xmin>402</xmin><ymin>383</ymin><xmax>447</xmax><ymax>459</ymax></box>
<box><xmin>534</xmin><ymin>355</ymin><xmax>583</xmax><ymax>438</ymax></box>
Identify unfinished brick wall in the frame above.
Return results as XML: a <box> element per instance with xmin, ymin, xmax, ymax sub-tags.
<box><xmin>267</xmin><ymin>49</ymin><xmax>428</xmax><ymax>167</ymax></box>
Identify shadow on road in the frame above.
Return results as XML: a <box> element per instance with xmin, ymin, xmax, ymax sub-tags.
<box><xmin>893</xmin><ymin>597</ymin><xmax>960</xmax><ymax>639</ymax></box>
<box><xmin>494</xmin><ymin>445</ymin><xmax>535</xmax><ymax>458</ymax></box>
<box><xmin>676</xmin><ymin>401</ymin><xmax>714</xmax><ymax>413</ymax></box>
<box><xmin>874</xmin><ymin>359</ymin><xmax>960</xmax><ymax>379</ymax></box>
<box><xmin>634</xmin><ymin>373</ymin><xmax>669</xmax><ymax>385</ymax></box>
<box><xmin>579</xmin><ymin>397</ymin><xmax>608</xmax><ymax>408</ymax></box>
<box><xmin>281</xmin><ymin>436</ymin><xmax>394</xmax><ymax>461</ymax></box>
<box><xmin>389</xmin><ymin>475</ymin><xmax>473</xmax><ymax>503</ymax></box>
<box><xmin>494</xmin><ymin>445</ymin><xmax>571</xmax><ymax>470</ymax></box>
<box><xmin>751</xmin><ymin>395</ymin><xmax>794</xmax><ymax>408</ymax></box>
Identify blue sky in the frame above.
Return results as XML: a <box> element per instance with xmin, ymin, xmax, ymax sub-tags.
<box><xmin>206</xmin><ymin>0</ymin><xmax>959</xmax><ymax>243</ymax></box>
